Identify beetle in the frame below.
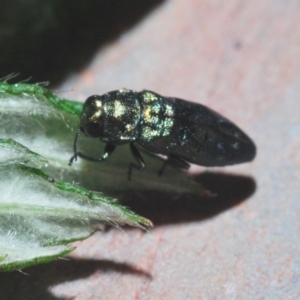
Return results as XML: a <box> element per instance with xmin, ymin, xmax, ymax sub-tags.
<box><xmin>69</xmin><ymin>89</ymin><xmax>256</xmax><ymax>178</ymax></box>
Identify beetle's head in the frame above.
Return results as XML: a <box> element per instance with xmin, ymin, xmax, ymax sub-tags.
<box><xmin>79</xmin><ymin>95</ymin><xmax>104</xmax><ymax>138</ymax></box>
<box><xmin>68</xmin><ymin>95</ymin><xmax>105</xmax><ymax>166</ymax></box>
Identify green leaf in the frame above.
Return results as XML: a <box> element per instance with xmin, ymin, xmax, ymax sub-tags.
<box><xmin>0</xmin><ymin>81</ymin><xmax>207</xmax><ymax>271</ymax></box>
<box><xmin>0</xmin><ymin>82</ymin><xmax>152</xmax><ymax>271</ymax></box>
<box><xmin>0</xmin><ymin>140</ymin><xmax>151</xmax><ymax>272</ymax></box>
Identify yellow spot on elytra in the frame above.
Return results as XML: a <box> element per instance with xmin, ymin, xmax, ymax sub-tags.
<box><xmin>113</xmin><ymin>100</ymin><xmax>126</xmax><ymax>118</ymax></box>
<box><xmin>162</xmin><ymin>118</ymin><xmax>174</xmax><ymax>136</ymax></box>
<box><xmin>119</xmin><ymin>89</ymin><xmax>130</xmax><ymax>94</ymax></box>
<box><xmin>165</xmin><ymin>104</ymin><xmax>174</xmax><ymax>117</ymax></box>
<box><xmin>143</xmin><ymin>92</ymin><xmax>157</xmax><ymax>103</ymax></box>
<box><xmin>95</xmin><ymin>100</ymin><xmax>102</xmax><ymax>108</ymax></box>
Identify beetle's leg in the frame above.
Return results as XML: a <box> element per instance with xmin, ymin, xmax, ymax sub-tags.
<box><xmin>158</xmin><ymin>154</ymin><xmax>190</xmax><ymax>176</ymax></box>
<box><xmin>69</xmin><ymin>143</ymin><xmax>116</xmax><ymax>165</ymax></box>
<box><xmin>128</xmin><ymin>142</ymin><xmax>146</xmax><ymax>180</ymax></box>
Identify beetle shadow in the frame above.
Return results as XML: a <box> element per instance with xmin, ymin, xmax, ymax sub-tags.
<box><xmin>120</xmin><ymin>172</ymin><xmax>256</xmax><ymax>225</ymax></box>
<box><xmin>0</xmin><ymin>0</ymin><xmax>165</xmax><ymax>87</ymax></box>
<box><xmin>0</xmin><ymin>258</ymin><xmax>152</xmax><ymax>300</ymax></box>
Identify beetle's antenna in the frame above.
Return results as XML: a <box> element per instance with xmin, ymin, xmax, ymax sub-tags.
<box><xmin>68</xmin><ymin>129</ymin><xmax>81</xmax><ymax>166</ymax></box>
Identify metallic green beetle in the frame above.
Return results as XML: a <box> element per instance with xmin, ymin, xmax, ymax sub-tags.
<box><xmin>69</xmin><ymin>89</ymin><xmax>256</xmax><ymax>178</ymax></box>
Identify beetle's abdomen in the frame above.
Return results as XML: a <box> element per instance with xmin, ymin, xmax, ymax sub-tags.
<box><xmin>170</xmin><ymin>100</ymin><xmax>256</xmax><ymax>166</ymax></box>
<box><xmin>138</xmin><ymin>91</ymin><xmax>256</xmax><ymax>167</ymax></box>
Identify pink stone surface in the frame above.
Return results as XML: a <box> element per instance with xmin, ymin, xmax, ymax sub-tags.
<box><xmin>1</xmin><ymin>1</ymin><xmax>300</xmax><ymax>299</ymax></box>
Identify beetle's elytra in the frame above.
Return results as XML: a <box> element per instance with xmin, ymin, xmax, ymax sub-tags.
<box><xmin>69</xmin><ymin>89</ymin><xmax>256</xmax><ymax>178</ymax></box>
